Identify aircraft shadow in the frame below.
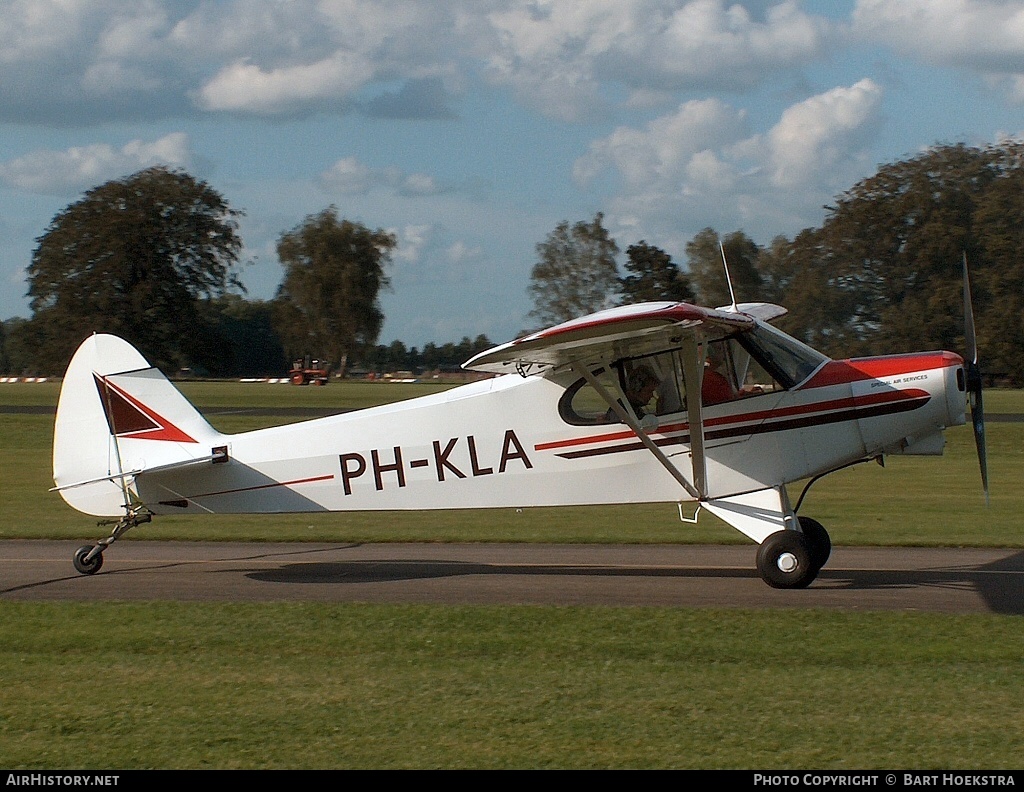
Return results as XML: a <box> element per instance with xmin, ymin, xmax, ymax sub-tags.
<box><xmin>247</xmin><ymin>549</ymin><xmax>1024</xmax><ymax>615</ymax></box>
<box><xmin>250</xmin><ymin>560</ymin><xmax>757</xmax><ymax>584</ymax></box>
<box><xmin>816</xmin><ymin>550</ymin><xmax>1024</xmax><ymax>615</ymax></box>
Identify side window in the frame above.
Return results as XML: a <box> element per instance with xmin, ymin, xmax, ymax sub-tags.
<box><xmin>560</xmin><ymin>367</ymin><xmax>620</xmax><ymax>425</ymax></box>
<box><xmin>621</xmin><ymin>352</ymin><xmax>685</xmax><ymax>417</ymax></box>
<box><xmin>559</xmin><ymin>351</ymin><xmax>686</xmax><ymax>426</ymax></box>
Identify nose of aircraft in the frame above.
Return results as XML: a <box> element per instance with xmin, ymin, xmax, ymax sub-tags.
<box><xmin>942</xmin><ymin>351</ymin><xmax>968</xmax><ymax>428</ymax></box>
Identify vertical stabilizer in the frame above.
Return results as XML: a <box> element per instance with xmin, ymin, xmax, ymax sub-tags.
<box><xmin>53</xmin><ymin>334</ymin><xmax>223</xmax><ymax>516</ymax></box>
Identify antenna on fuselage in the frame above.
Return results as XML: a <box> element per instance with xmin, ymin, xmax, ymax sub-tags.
<box><xmin>720</xmin><ymin>240</ymin><xmax>739</xmax><ymax>312</ymax></box>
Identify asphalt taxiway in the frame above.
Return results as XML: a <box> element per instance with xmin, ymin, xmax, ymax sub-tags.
<box><xmin>2</xmin><ymin>541</ymin><xmax>1021</xmax><ymax>614</ymax></box>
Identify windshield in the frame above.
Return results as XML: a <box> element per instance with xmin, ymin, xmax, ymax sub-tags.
<box><xmin>736</xmin><ymin>323</ymin><xmax>828</xmax><ymax>389</ymax></box>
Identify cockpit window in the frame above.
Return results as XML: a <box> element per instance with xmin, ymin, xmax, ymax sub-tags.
<box><xmin>559</xmin><ymin>350</ymin><xmax>686</xmax><ymax>426</ymax></box>
<box><xmin>557</xmin><ymin>323</ymin><xmax>828</xmax><ymax>425</ymax></box>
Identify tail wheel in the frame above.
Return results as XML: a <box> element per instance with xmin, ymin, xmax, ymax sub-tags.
<box><xmin>756</xmin><ymin>530</ymin><xmax>817</xmax><ymax>589</ymax></box>
<box><xmin>73</xmin><ymin>545</ymin><xmax>103</xmax><ymax>575</ymax></box>
<box><xmin>797</xmin><ymin>516</ymin><xmax>831</xmax><ymax>572</ymax></box>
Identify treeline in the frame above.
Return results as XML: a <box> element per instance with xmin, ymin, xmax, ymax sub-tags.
<box><xmin>2</xmin><ymin>141</ymin><xmax>1023</xmax><ymax>383</ymax></box>
<box><xmin>0</xmin><ymin>302</ymin><xmax>493</xmax><ymax>379</ymax></box>
<box><xmin>360</xmin><ymin>335</ymin><xmax>494</xmax><ymax>374</ymax></box>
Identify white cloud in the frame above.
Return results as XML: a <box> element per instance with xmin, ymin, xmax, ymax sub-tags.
<box><xmin>319</xmin><ymin>156</ymin><xmax>376</xmax><ymax>195</ymax></box>
<box><xmin>0</xmin><ymin>1</ymin><xmax>185</xmax><ymax>121</ymax></box>
<box><xmin>197</xmin><ymin>52</ymin><xmax>376</xmax><ymax>114</ymax></box>
<box><xmin>575</xmin><ymin>80</ymin><xmax>884</xmax><ymax>249</ymax></box>
<box><xmin>574</xmin><ymin>98</ymin><xmax>748</xmax><ymax>188</ymax></box>
<box><xmin>393</xmin><ymin>224</ymin><xmax>434</xmax><ymax>264</ymax></box>
<box><xmin>0</xmin><ymin>2</ymin><xmax>838</xmax><ymax>122</ymax></box>
<box><xmin>320</xmin><ymin>157</ymin><xmax>375</xmax><ymax>195</ymax></box>
<box><xmin>766</xmin><ymin>78</ymin><xmax>883</xmax><ymax>187</ymax></box>
<box><xmin>0</xmin><ymin>133</ymin><xmax>193</xmax><ymax>194</ymax></box>
<box><xmin>0</xmin><ymin>0</ymin><xmax>110</xmax><ymax>61</ymax></box>
<box><xmin>319</xmin><ymin>157</ymin><xmax>444</xmax><ymax>197</ymax></box>
<box><xmin>853</xmin><ymin>0</ymin><xmax>1024</xmax><ymax>99</ymax></box>
<box><xmin>189</xmin><ymin>0</ymin><xmax>458</xmax><ymax>115</ymax></box>
<box><xmin>447</xmin><ymin>240</ymin><xmax>483</xmax><ymax>264</ymax></box>
<box><xmin>0</xmin><ymin>0</ymin><xmax>463</xmax><ymax>121</ymax></box>
<box><xmin>479</xmin><ymin>0</ymin><xmax>830</xmax><ymax>120</ymax></box>
<box><xmin>397</xmin><ymin>173</ymin><xmax>442</xmax><ymax>196</ymax></box>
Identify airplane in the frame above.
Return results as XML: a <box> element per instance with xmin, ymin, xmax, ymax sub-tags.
<box><xmin>51</xmin><ymin>265</ymin><xmax>987</xmax><ymax>589</ymax></box>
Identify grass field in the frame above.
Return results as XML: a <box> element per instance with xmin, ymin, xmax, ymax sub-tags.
<box><xmin>1</xmin><ymin>380</ymin><xmax>1022</xmax><ymax>769</ymax></box>
<box><xmin>2</xmin><ymin>603</ymin><xmax>1022</xmax><ymax>769</ymax></box>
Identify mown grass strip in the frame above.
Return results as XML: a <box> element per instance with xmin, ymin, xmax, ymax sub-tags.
<box><xmin>1</xmin><ymin>602</ymin><xmax>1022</xmax><ymax>769</ymax></box>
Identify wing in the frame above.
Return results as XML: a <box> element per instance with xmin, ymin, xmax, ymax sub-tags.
<box><xmin>463</xmin><ymin>301</ymin><xmax>769</xmax><ymax>375</ymax></box>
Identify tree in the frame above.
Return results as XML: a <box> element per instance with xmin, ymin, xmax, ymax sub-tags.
<box><xmin>198</xmin><ymin>295</ymin><xmax>288</xmax><ymax>377</ymax></box>
<box><xmin>755</xmin><ymin>230</ymin><xmax>860</xmax><ymax>356</ymax></box>
<box><xmin>743</xmin><ymin>140</ymin><xmax>1024</xmax><ymax>380</ymax></box>
<box><xmin>527</xmin><ymin>212</ymin><xmax>620</xmax><ymax>326</ymax></box>
<box><xmin>0</xmin><ymin>321</ymin><xmax>8</xmax><ymax>374</ymax></box>
<box><xmin>620</xmin><ymin>241</ymin><xmax>693</xmax><ymax>303</ymax></box>
<box><xmin>685</xmin><ymin>228</ymin><xmax>762</xmax><ymax>308</ymax></box>
<box><xmin>972</xmin><ymin>146</ymin><xmax>1024</xmax><ymax>382</ymax></box>
<box><xmin>26</xmin><ymin>166</ymin><xmax>244</xmax><ymax>372</ymax></box>
<box><xmin>812</xmin><ymin>141</ymin><xmax>1024</xmax><ymax>377</ymax></box>
<box><xmin>273</xmin><ymin>208</ymin><xmax>396</xmax><ymax>376</ymax></box>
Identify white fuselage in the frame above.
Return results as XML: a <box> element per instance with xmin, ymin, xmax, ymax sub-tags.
<box><xmin>135</xmin><ymin>350</ymin><xmax>966</xmax><ymax>515</ymax></box>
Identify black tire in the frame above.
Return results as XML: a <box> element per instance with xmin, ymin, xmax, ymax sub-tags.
<box><xmin>798</xmin><ymin>516</ymin><xmax>831</xmax><ymax>572</ymax></box>
<box><xmin>73</xmin><ymin>545</ymin><xmax>103</xmax><ymax>575</ymax></box>
<box><xmin>755</xmin><ymin>530</ymin><xmax>816</xmax><ymax>589</ymax></box>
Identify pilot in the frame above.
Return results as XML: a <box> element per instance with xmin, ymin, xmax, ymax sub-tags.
<box><xmin>621</xmin><ymin>365</ymin><xmax>660</xmax><ymax>417</ymax></box>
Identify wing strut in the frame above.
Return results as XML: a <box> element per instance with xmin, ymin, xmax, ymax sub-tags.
<box><xmin>572</xmin><ymin>361</ymin><xmax>705</xmax><ymax>500</ymax></box>
<box><xmin>679</xmin><ymin>337</ymin><xmax>708</xmax><ymax>498</ymax></box>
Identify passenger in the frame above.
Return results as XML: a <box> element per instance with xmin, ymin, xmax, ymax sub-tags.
<box><xmin>702</xmin><ymin>349</ymin><xmax>736</xmax><ymax>405</ymax></box>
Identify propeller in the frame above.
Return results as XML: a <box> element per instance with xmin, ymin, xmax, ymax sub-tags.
<box><xmin>963</xmin><ymin>255</ymin><xmax>989</xmax><ymax>506</ymax></box>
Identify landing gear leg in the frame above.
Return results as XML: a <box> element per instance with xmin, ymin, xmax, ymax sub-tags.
<box><xmin>71</xmin><ymin>507</ymin><xmax>152</xmax><ymax>575</ymax></box>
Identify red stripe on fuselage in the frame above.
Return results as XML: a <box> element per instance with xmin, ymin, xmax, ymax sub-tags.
<box><xmin>549</xmin><ymin>392</ymin><xmax>931</xmax><ymax>461</ymax></box>
<box><xmin>536</xmin><ymin>387</ymin><xmax>931</xmax><ymax>453</ymax></box>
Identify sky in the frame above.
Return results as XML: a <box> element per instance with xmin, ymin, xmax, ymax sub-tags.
<box><xmin>0</xmin><ymin>0</ymin><xmax>1022</xmax><ymax>349</ymax></box>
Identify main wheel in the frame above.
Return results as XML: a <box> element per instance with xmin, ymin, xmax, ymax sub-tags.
<box><xmin>73</xmin><ymin>545</ymin><xmax>103</xmax><ymax>575</ymax></box>
<box><xmin>798</xmin><ymin>516</ymin><xmax>831</xmax><ymax>572</ymax></box>
<box><xmin>756</xmin><ymin>530</ymin><xmax>816</xmax><ymax>589</ymax></box>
